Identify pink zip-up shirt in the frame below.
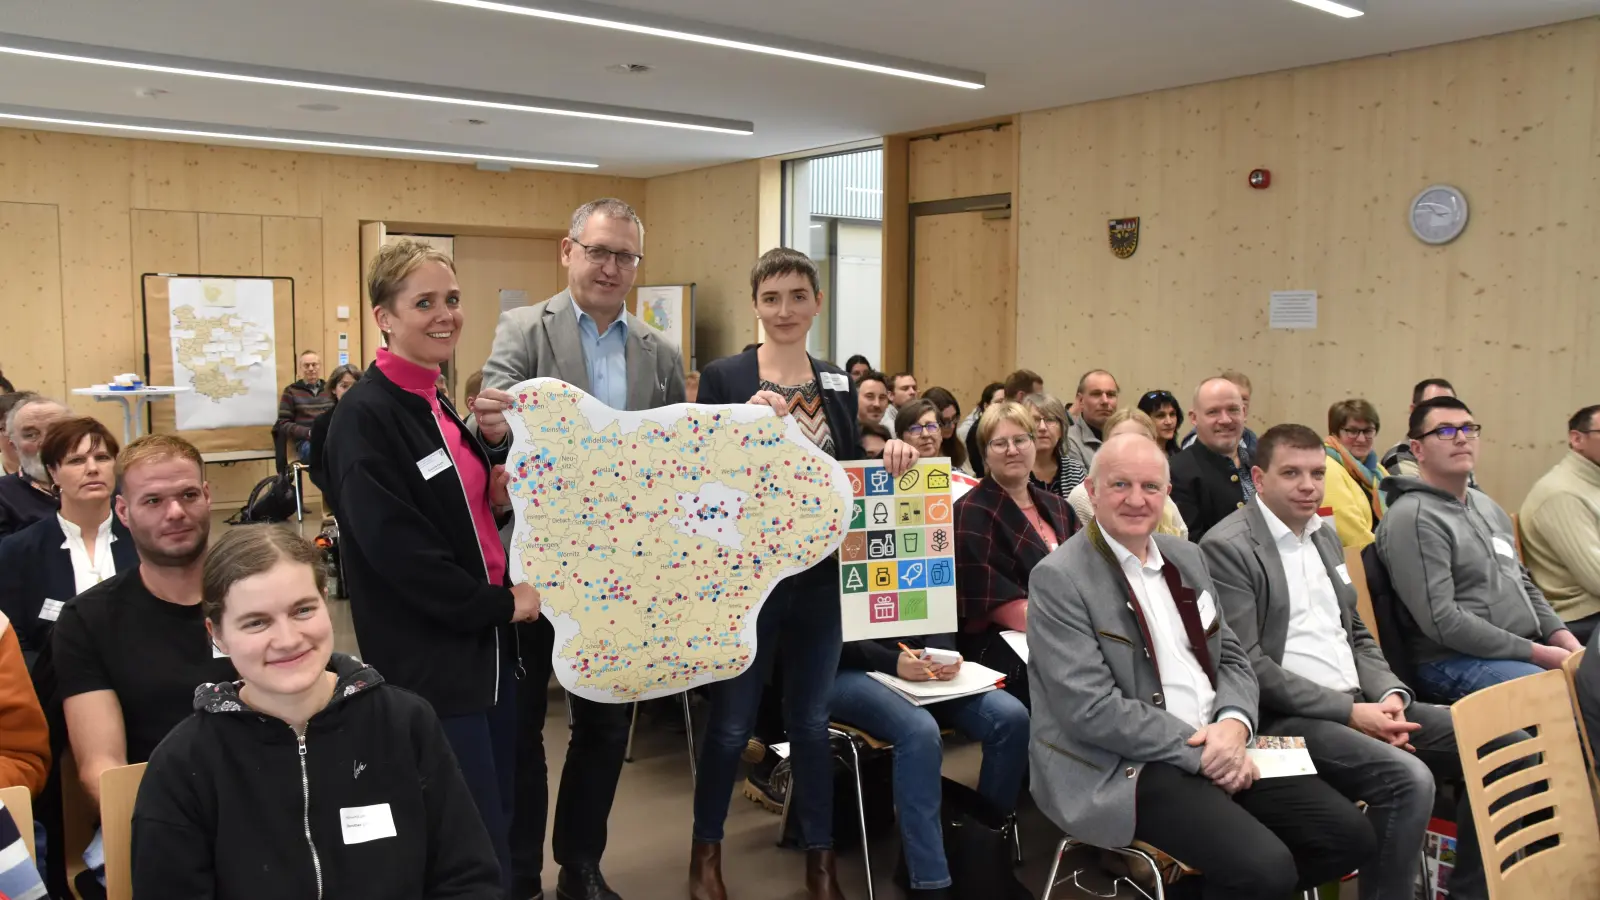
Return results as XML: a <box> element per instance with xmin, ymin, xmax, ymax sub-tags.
<box><xmin>376</xmin><ymin>348</ymin><xmax>507</xmax><ymax>587</ymax></box>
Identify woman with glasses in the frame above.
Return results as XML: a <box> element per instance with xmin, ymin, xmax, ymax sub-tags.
<box><xmin>1022</xmin><ymin>392</ymin><xmax>1087</xmax><ymax>500</ymax></box>
<box><xmin>1064</xmin><ymin>408</ymin><xmax>1188</xmax><ymax>538</ymax></box>
<box><xmin>953</xmin><ymin>401</ymin><xmax>1077</xmax><ymax>709</ymax></box>
<box><xmin>1137</xmin><ymin>389</ymin><xmax>1184</xmax><ymax>457</ymax></box>
<box><xmin>1324</xmin><ymin>398</ymin><xmax>1390</xmax><ymax>550</ymax></box>
<box><xmin>895</xmin><ymin>398</ymin><xmax>944</xmax><ymax>460</ymax></box>
<box><xmin>920</xmin><ymin>387</ymin><xmax>968</xmax><ymax>472</ymax></box>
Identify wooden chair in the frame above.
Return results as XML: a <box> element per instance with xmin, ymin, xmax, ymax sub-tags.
<box><xmin>61</xmin><ymin>749</ymin><xmax>95</xmax><ymax>896</ymax></box>
<box><xmin>1558</xmin><ymin>649</ymin><xmax>1600</xmax><ymax>799</ymax></box>
<box><xmin>0</xmin><ymin>784</ymin><xmax>35</xmax><ymax>861</ymax></box>
<box><xmin>1450</xmin><ymin>669</ymin><xmax>1600</xmax><ymax>898</ymax></box>
<box><xmin>1345</xmin><ymin>546</ymin><xmax>1379</xmax><ymax>648</ymax></box>
<box><xmin>100</xmin><ymin>763</ymin><xmax>146</xmax><ymax>900</ymax></box>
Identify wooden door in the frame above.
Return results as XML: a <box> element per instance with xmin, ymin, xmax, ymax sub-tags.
<box><xmin>912</xmin><ymin>211</ymin><xmax>1013</xmax><ymax>410</ymax></box>
<box><xmin>452</xmin><ymin>235</ymin><xmax>560</xmax><ymax>407</ymax></box>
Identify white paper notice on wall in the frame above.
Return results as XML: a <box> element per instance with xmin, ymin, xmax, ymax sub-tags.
<box><xmin>500</xmin><ymin>289</ymin><xmax>529</xmax><ymax>314</ymax></box>
<box><xmin>1270</xmin><ymin>291</ymin><xmax>1318</xmax><ymax>330</ymax></box>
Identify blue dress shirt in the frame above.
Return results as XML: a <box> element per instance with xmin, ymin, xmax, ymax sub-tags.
<box><xmin>575</xmin><ymin>303</ymin><xmax>629</xmax><ymax>410</ymax></box>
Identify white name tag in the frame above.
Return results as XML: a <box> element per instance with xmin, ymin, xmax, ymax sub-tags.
<box><xmin>1197</xmin><ymin>590</ymin><xmax>1217</xmax><ymax>629</ymax></box>
<box><xmin>416</xmin><ymin>448</ymin><xmax>453</xmax><ymax>481</ymax></box>
<box><xmin>1491</xmin><ymin>536</ymin><xmax>1516</xmax><ymax>559</ymax></box>
<box><xmin>340</xmin><ymin>803</ymin><xmax>397</xmax><ymax>845</ymax></box>
<box><xmin>211</xmin><ymin>641</ymin><xmax>229</xmax><ymax>659</ymax></box>
<box><xmin>38</xmin><ymin>599</ymin><xmax>63</xmax><ymax>622</ymax></box>
<box><xmin>820</xmin><ymin>372</ymin><xmax>850</xmax><ymax>392</ymax></box>
<box><xmin>1335</xmin><ymin>564</ymin><xmax>1352</xmax><ymax>585</ymax></box>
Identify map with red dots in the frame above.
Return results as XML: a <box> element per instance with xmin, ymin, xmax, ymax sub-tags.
<box><xmin>503</xmin><ymin>379</ymin><xmax>854</xmax><ymax>703</ymax></box>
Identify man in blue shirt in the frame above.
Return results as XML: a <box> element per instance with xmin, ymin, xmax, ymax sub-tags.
<box><xmin>476</xmin><ymin>198</ymin><xmax>685</xmax><ymax>900</ymax></box>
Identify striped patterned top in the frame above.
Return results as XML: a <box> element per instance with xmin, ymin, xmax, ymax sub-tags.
<box><xmin>760</xmin><ymin>378</ymin><xmax>835</xmax><ymax>458</ymax></box>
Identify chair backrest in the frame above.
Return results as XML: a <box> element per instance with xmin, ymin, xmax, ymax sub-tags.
<box><xmin>1344</xmin><ymin>546</ymin><xmax>1378</xmax><ymax>648</ymax></box>
<box><xmin>60</xmin><ymin>748</ymin><xmax>96</xmax><ymax>889</ymax></box>
<box><xmin>1559</xmin><ymin>649</ymin><xmax>1600</xmax><ymax>799</ymax></box>
<box><xmin>1358</xmin><ymin>544</ymin><xmax>1421</xmax><ymax>691</ymax></box>
<box><xmin>0</xmin><ymin>784</ymin><xmax>35</xmax><ymax>861</ymax></box>
<box><xmin>100</xmin><ymin>762</ymin><xmax>146</xmax><ymax>900</ymax></box>
<box><xmin>1511</xmin><ymin>512</ymin><xmax>1525</xmax><ymax>561</ymax></box>
<box><xmin>1451</xmin><ymin>669</ymin><xmax>1600</xmax><ymax>898</ymax></box>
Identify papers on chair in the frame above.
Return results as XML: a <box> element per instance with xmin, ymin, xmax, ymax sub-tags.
<box><xmin>1249</xmin><ymin>736</ymin><xmax>1318</xmax><ymax>778</ymax></box>
<box><xmin>865</xmin><ymin>661</ymin><xmax>1007</xmax><ymax>707</ymax></box>
<box><xmin>1000</xmin><ymin>629</ymin><xmax>1028</xmax><ymax>664</ymax></box>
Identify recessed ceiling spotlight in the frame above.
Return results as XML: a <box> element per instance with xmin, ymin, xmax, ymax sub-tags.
<box><xmin>298</xmin><ymin>102</ymin><xmax>340</xmax><ymax>112</ymax></box>
<box><xmin>452</xmin><ymin>117</ymin><xmax>490</xmax><ymax>126</ymax></box>
<box><xmin>134</xmin><ymin>87</ymin><xmax>167</xmax><ymax>99</ymax></box>
<box><xmin>606</xmin><ymin>63</ymin><xmax>652</xmax><ymax>75</ymax></box>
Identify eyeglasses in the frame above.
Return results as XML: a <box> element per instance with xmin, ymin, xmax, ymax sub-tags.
<box><xmin>987</xmin><ymin>435</ymin><xmax>1035</xmax><ymax>453</ymax></box>
<box><xmin>1417</xmin><ymin>423</ymin><xmax>1482</xmax><ymax>441</ymax></box>
<box><xmin>1034</xmin><ymin>417</ymin><xmax>1058</xmax><ymax>429</ymax></box>
<box><xmin>1339</xmin><ymin>426</ymin><xmax>1378</xmax><ymax>439</ymax></box>
<box><xmin>903</xmin><ymin>424</ymin><xmax>941</xmax><ymax>438</ymax></box>
<box><xmin>571</xmin><ymin>239</ymin><xmax>643</xmax><ymax>270</ymax></box>
<box><xmin>938</xmin><ymin>417</ymin><xmax>959</xmax><ymax>429</ymax></box>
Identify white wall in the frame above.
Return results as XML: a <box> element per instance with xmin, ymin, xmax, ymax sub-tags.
<box><xmin>832</xmin><ymin>219</ymin><xmax>882</xmax><ymax>367</ymax></box>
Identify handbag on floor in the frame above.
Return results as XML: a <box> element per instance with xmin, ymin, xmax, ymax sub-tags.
<box><xmin>939</xmin><ymin>777</ymin><xmax>1031</xmax><ymax>900</ymax></box>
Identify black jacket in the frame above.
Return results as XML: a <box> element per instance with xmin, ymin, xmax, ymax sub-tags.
<box><xmin>696</xmin><ymin>349</ymin><xmax>862</xmax><ymax>464</ymax></box>
<box><xmin>307</xmin><ymin>405</ymin><xmax>335</xmax><ymax>496</ymax></box>
<box><xmin>840</xmin><ymin>633</ymin><xmax>958</xmax><ymax>676</ymax></box>
<box><xmin>132</xmin><ymin>654</ymin><xmax>501</xmax><ymax>899</ymax></box>
<box><xmin>1170</xmin><ymin>441</ymin><xmax>1253</xmax><ymax>543</ymax></box>
<box><xmin>0</xmin><ymin>513</ymin><xmax>138</xmax><ymax>663</ymax></box>
<box><xmin>324</xmin><ymin>363</ymin><xmax>514</xmax><ymax>717</ymax></box>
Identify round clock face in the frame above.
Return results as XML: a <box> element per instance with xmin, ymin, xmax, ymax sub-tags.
<box><xmin>1410</xmin><ymin>185</ymin><xmax>1469</xmax><ymax>245</ymax></box>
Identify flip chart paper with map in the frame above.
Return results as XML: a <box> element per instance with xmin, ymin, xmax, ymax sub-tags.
<box><xmin>839</xmin><ymin>459</ymin><xmax>959</xmax><ymax>641</ymax></box>
<box><xmin>168</xmin><ymin>277</ymin><xmax>279</xmax><ymax>431</ymax></box>
<box><xmin>504</xmin><ymin>379</ymin><xmax>853</xmax><ymax>703</ymax></box>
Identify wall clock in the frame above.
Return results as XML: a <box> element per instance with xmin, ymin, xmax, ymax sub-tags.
<box><xmin>1409</xmin><ymin>184</ymin><xmax>1469</xmax><ymax>245</ymax></box>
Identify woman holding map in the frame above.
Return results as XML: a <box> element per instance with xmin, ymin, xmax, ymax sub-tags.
<box><xmin>324</xmin><ymin>238</ymin><xmax>541</xmax><ymax>894</ymax></box>
<box><xmin>687</xmin><ymin>247</ymin><xmax>919</xmax><ymax>900</ymax></box>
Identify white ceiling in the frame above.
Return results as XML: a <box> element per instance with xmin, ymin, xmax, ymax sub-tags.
<box><xmin>0</xmin><ymin>0</ymin><xmax>1595</xmax><ymax>177</ymax></box>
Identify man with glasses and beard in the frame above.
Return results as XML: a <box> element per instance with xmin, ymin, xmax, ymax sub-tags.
<box><xmin>0</xmin><ymin>395</ymin><xmax>69</xmax><ymax>538</ymax></box>
<box><xmin>51</xmin><ymin>434</ymin><xmax>234</xmax><ymax>895</ymax></box>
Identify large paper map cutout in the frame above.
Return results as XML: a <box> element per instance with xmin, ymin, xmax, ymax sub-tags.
<box><xmin>504</xmin><ymin>379</ymin><xmax>853</xmax><ymax>703</ymax></box>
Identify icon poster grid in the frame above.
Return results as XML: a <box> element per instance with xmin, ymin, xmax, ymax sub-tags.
<box><xmin>839</xmin><ymin>459</ymin><xmax>958</xmax><ymax>640</ymax></box>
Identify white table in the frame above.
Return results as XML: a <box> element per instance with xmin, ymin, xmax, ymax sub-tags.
<box><xmin>71</xmin><ymin>385</ymin><xmax>190</xmax><ymax>445</ymax></box>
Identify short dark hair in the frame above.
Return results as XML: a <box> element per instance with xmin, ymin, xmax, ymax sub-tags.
<box><xmin>890</xmin><ymin>372</ymin><xmax>917</xmax><ymax>392</ymax></box>
<box><xmin>749</xmin><ymin>247</ymin><xmax>819</xmax><ymax>298</ymax></box>
<box><xmin>893</xmin><ymin>399</ymin><xmax>939</xmax><ymax>441</ymax></box>
<box><xmin>1411</xmin><ymin>378</ymin><xmax>1455</xmax><ymax>406</ymax></box>
<box><xmin>1254</xmin><ymin>424</ymin><xmax>1324</xmax><ymax>472</ymax></box>
<box><xmin>1076</xmin><ymin>369</ymin><xmax>1117</xmax><ymax>395</ymax></box>
<box><xmin>845</xmin><ymin>355</ymin><xmax>870</xmax><ymax>371</ymax></box>
<box><xmin>463</xmin><ymin>370</ymin><xmax>483</xmax><ymax>398</ymax></box>
<box><xmin>1137</xmin><ymin>389</ymin><xmax>1180</xmax><ymax>416</ymax></box>
<box><xmin>1568</xmin><ymin>405</ymin><xmax>1600</xmax><ymax>434</ymax></box>
<box><xmin>0</xmin><ymin>370</ymin><xmax>11</xmax><ymax>394</ymax></box>
<box><xmin>858</xmin><ymin>421</ymin><xmax>892</xmax><ymax>442</ymax></box>
<box><xmin>41</xmin><ymin>416</ymin><xmax>121</xmax><ymax>476</ymax></box>
<box><xmin>1408</xmin><ymin>396</ymin><xmax>1473</xmax><ymax>439</ymax></box>
<box><xmin>858</xmin><ymin>370</ymin><xmax>888</xmax><ymax>391</ymax></box>
<box><xmin>1004</xmin><ymin>369</ymin><xmax>1042</xmax><ymax>397</ymax></box>
<box><xmin>974</xmin><ymin>382</ymin><xmax>1004</xmax><ymax>410</ymax></box>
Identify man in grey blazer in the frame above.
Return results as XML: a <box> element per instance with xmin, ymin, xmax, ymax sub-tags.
<box><xmin>474</xmin><ymin>198</ymin><xmax>684</xmax><ymax>900</ymax></box>
<box><xmin>1201</xmin><ymin>424</ymin><xmax>1491</xmax><ymax>900</ymax></box>
<box><xmin>1029</xmin><ymin>433</ymin><xmax>1373</xmax><ymax>900</ymax></box>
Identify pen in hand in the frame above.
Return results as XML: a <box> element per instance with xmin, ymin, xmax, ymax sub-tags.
<box><xmin>897</xmin><ymin>642</ymin><xmax>938</xmax><ymax>678</ymax></box>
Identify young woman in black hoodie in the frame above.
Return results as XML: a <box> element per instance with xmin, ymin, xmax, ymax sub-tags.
<box><xmin>131</xmin><ymin>526</ymin><xmax>502</xmax><ymax>899</ymax></box>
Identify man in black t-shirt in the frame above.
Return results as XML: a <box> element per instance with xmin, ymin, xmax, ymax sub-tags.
<box><xmin>54</xmin><ymin>434</ymin><xmax>235</xmax><ymax>808</ymax></box>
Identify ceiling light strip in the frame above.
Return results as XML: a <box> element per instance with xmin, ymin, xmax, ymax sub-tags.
<box><xmin>1286</xmin><ymin>0</ymin><xmax>1365</xmax><ymax>18</ymax></box>
<box><xmin>0</xmin><ymin>32</ymin><xmax>754</xmax><ymax>134</ymax></box>
<box><xmin>0</xmin><ymin>105</ymin><xmax>598</xmax><ymax>168</ymax></box>
<box><xmin>429</xmin><ymin>0</ymin><xmax>987</xmax><ymax>90</ymax></box>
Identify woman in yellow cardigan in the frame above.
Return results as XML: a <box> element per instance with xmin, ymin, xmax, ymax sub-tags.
<box><xmin>1324</xmin><ymin>398</ymin><xmax>1388</xmax><ymax>549</ymax></box>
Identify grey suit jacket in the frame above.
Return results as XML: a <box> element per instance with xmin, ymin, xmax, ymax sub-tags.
<box><xmin>1200</xmin><ymin>502</ymin><xmax>1406</xmax><ymax>727</ymax></box>
<box><xmin>1027</xmin><ymin>529</ymin><xmax>1259</xmax><ymax>849</ymax></box>
<box><xmin>479</xmin><ymin>289</ymin><xmax>686</xmax><ymax>410</ymax></box>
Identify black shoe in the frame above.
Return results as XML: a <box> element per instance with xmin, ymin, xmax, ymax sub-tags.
<box><xmin>906</xmin><ymin>888</ymin><xmax>955</xmax><ymax>900</ymax></box>
<box><xmin>741</xmin><ymin>755</ymin><xmax>790</xmax><ymax>814</ymax></box>
<box><xmin>557</xmin><ymin>863</ymin><xmax>622</xmax><ymax>900</ymax></box>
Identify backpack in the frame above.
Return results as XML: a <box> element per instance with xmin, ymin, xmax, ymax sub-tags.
<box><xmin>230</xmin><ymin>470</ymin><xmax>298</xmax><ymax>524</ymax></box>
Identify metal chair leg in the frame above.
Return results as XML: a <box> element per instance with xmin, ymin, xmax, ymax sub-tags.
<box><xmin>1044</xmin><ymin>837</ymin><xmax>1165</xmax><ymax>900</ymax></box>
<box><xmin>1008</xmin><ymin>813</ymin><xmax>1024</xmax><ymax>865</ymax></box>
<box><xmin>840</xmin><ymin>731</ymin><xmax>875</xmax><ymax>900</ymax></box>
<box><xmin>1041</xmin><ymin>837</ymin><xmax>1069</xmax><ymax>900</ymax></box>
<box><xmin>682</xmin><ymin>692</ymin><xmax>698</xmax><ymax>784</ymax></box>
<box><xmin>623</xmin><ymin>702</ymin><xmax>639</xmax><ymax>763</ymax></box>
<box><xmin>563</xmin><ymin>692</ymin><xmax>574</xmax><ymax>729</ymax></box>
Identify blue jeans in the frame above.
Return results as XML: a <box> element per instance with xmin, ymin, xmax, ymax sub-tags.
<box><xmin>693</xmin><ymin>560</ymin><xmax>840</xmax><ymax>849</ymax></box>
<box><xmin>830</xmin><ymin>670</ymin><xmax>1029</xmax><ymax>890</ymax></box>
<box><xmin>1414</xmin><ymin>655</ymin><xmax>1543</xmax><ymax>703</ymax></box>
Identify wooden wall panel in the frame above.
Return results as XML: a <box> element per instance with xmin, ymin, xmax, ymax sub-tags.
<box><xmin>452</xmin><ymin>235</ymin><xmax>560</xmax><ymax>405</ymax></box>
<box><xmin>262</xmin><ymin>216</ymin><xmax>324</xmax><ymax>360</ymax></box>
<box><xmin>0</xmin><ymin>203</ymin><xmax>65</xmax><ymax>399</ymax></box>
<box><xmin>912</xmin><ymin>212</ymin><xmax>1012</xmax><ymax>409</ymax></box>
<box><xmin>909</xmin><ymin>126</ymin><xmax>1015</xmax><ymax>203</ymax></box>
<box><xmin>1015</xmin><ymin>19</ymin><xmax>1600</xmax><ymax>506</ymax></box>
<box><xmin>198</xmin><ymin>213</ymin><xmax>264</xmax><ymax>276</ymax></box>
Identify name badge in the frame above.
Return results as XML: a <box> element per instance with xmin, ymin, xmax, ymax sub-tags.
<box><xmin>341</xmin><ymin>803</ymin><xmax>398</xmax><ymax>845</ymax></box>
<box><xmin>39</xmin><ymin>599</ymin><xmax>63</xmax><ymax>622</ymax></box>
<box><xmin>416</xmin><ymin>448</ymin><xmax>453</xmax><ymax>481</ymax></box>
<box><xmin>211</xmin><ymin>641</ymin><xmax>229</xmax><ymax>659</ymax></box>
<box><xmin>1491</xmin><ymin>536</ymin><xmax>1516</xmax><ymax>559</ymax></box>
<box><xmin>820</xmin><ymin>372</ymin><xmax>850</xmax><ymax>392</ymax></box>
<box><xmin>1197</xmin><ymin>590</ymin><xmax>1217</xmax><ymax>629</ymax></box>
<box><xmin>1335</xmin><ymin>564</ymin><xmax>1352</xmax><ymax>585</ymax></box>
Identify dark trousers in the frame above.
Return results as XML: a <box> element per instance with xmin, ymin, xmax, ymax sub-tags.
<box><xmin>509</xmin><ymin>615</ymin><xmax>632</xmax><ymax>894</ymax></box>
<box><xmin>438</xmin><ymin>645</ymin><xmax>519</xmax><ymax>896</ymax></box>
<box><xmin>1132</xmin><ymin>763</ymin><xmax>1376</xmax><ymax>900</ymax></box>
<box><xmin>1565</xmin><ymin>612</ymin><xmax>1600</xmax><ymax>646</ymax></box>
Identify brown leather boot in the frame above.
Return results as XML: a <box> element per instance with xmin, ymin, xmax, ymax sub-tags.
<box><xmin>805</xmin><ymin>848</ymin><xmax>848</xmax><ymax>899</ymax></box>
<box><xmin>688</xmin><ymin>841</ymin><xmax>728</xmax><ymax>900</ymax></box>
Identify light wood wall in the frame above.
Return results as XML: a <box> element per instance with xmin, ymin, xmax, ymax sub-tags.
<box><xmin>1016</xmin><ymin>19</ymin><xmax>1600</xmax><ymax>505</ymax></box>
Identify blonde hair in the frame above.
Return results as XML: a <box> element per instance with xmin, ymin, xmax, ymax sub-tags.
<box><xmin>367</xmin><ymin>237</ymin><xmax>456</xmax><ymax>309</ymax></box>
<box><xmin>976</xmin><ymin>401</ymin><xmax>1036</xmax><ymax>449</ymax></box>
<box><xmin>203</xmin><ymin>525</ymin><xmax>326</xmax><ymax>626</ymax></box>
<box><xmin>1103</xmin><ymin>407</ymin><xmax>1158</xmax><ymax>442</ymax></box>
<box><xmin>116</xmin><ymin>433</ymin><xmax>203</xmax><ymax>481</ymax></box>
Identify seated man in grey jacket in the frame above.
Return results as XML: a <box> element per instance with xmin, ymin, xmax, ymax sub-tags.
<box><xmin>1376</xmin><ymin>397</ymin><xmax>1580</xmax><ymax>703</ymax></box>
<box><xmin>1202</xmin><ymin>424</ymin><xmax>1491</xmax><ymax>900</ymax></box>
<box><xmin>1029</xmin><ymin>434</ymin><xmax>1373</xmax><ymax>900</ymax></box>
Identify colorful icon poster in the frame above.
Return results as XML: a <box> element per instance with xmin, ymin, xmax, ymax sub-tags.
<box><xmin>839</xmin><ymin>458</ymin><xmax>958</xmax><ymax>641</ymax></box>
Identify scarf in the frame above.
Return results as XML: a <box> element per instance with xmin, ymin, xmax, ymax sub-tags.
<box><xmin>1324</xmin><ymin>436</ymin><xmax>1386</xmax><ymax>523</ymax></box>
